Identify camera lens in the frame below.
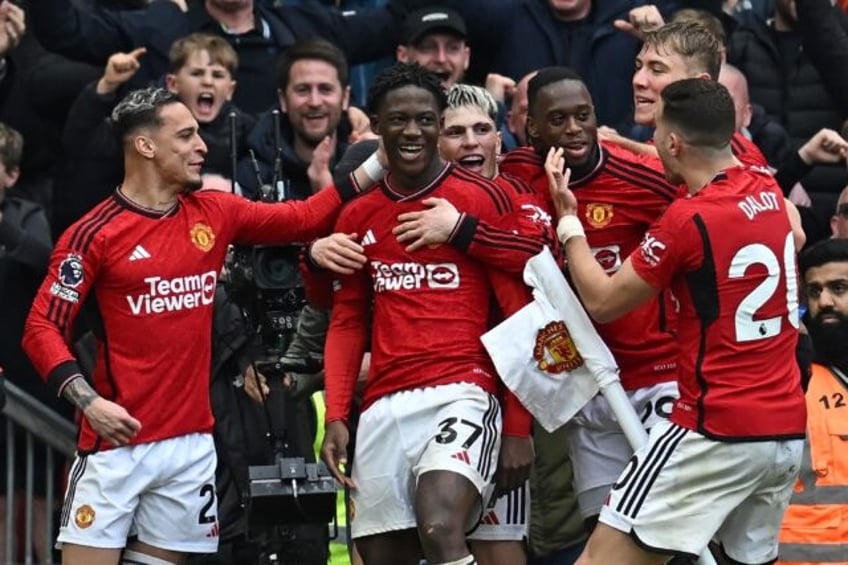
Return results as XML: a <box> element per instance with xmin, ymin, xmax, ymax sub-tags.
<box><xmin>254</xmin><ymin>246</ymin><xmax>302</xmax><ymax>290</ymax></box>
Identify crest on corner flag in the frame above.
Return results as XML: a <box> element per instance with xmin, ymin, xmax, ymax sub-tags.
<box><xmin>481</xmin><ymin>247</ymin><xmax>620</xmax><ymax>432</ymax></box>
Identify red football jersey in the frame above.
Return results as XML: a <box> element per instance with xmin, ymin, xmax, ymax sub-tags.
<box><xmin>324</xmin><ymin>164</ymin><xmax>533</xmax><ymax>434</ymax></box>
<box><xmin>501</xmin><ymin>143</ymin><xmax>680</xmax><ymax>389</ymax></box>
<box><xmin>630</xmin><ymin>166</ymin><xmax>806</xmax><ymax>439</ymax></box>
<box><xmin>24</xmin><ymin>186</ymin><xmax>349</xmax><ymax>452</ymax></box>
<box><xmin>731</xmin><ymin>131</ymin><xmax>769</xmax><ymax>168</ymax></box>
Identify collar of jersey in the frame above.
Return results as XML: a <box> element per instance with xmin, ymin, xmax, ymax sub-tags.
<box><xmin>113</xmin><ymin>188</ymin><xmax>181</xmax><ymax>219</ymax></box>
<box><xmin>381</xmin><ymin>162</ymin><xmax>452</xmax><ymax>202</ymax></box>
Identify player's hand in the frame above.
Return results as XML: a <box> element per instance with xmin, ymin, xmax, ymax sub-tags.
<box><xmin>310</xmin><ymin>233</ymin><xmax>367</xmax><ymax>274</ymax></box>
<box><xmin>485</xmin><ymin>73</ymin><xmax>517</xmax><ymax>103</ymax></box>
<box><xmin>83</xmin><ymin>397</ymin><xmax>142</xmax><ymax>448</ymax></box>
<box><xmin>798</xmin><ymin>128</ymin><xmax>848</xmax><ymax>165</ymax></box>
<box><xmin>614</xmin><ymin>5</ymin><xmax>665</xmax><ymax>41</ymax></box>
<box><xmin>0</xmin><ymin>1</ymin><xmax>25</xmax><ymax>58</ymax></box>
<box><xmin>321</xmin><ymin>420</ymin><xmax>356</xmax><ymax>488</ymax></box>
<box><xmin>168</xmin><ymin>0</ymin><xmax>189</xmax><ymax>12</ymax></box>
<box><xmin>97</xmin><ymin>47</ymin><xmax>147</xmax><ymax>95</ymax></box>
<box><xmin>393</xmin><ymin>197</ymin><xmax>461</xmax><ymax>252</ymax></box>
<box><xmin>307</xmin><ymin>134</ymin><xmax>335</xmax><ymax>192</ymax></box>
<box><xmin>545</xmin><ymin>147</ymin><xmax>577</xmax><ymax>219</ymax></box>
<box><xmin>494</xmin><ymin>435</ymin><xmax>534</xmax><ymax>497</ymax></box>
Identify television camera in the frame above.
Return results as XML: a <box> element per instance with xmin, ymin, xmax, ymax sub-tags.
<box><xmin>223</xmin><ymin>111</ymin><xmax>337</xmax><ymax>562</ymax></box>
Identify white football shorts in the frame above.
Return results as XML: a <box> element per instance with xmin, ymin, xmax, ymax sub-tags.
<box><xmin>600</xmin><ymin>420</ymin><xmax>803</xmax><ymax>562</ymax></box>
<box><xmin>58</xmin><ymin>433</ymin><xmax>218</xmax><ymax>553</ymax></box>
<box><xmin>350</xmin><ymin>383</ymin><xmax>501</xmax><ymax>539</ymax></box>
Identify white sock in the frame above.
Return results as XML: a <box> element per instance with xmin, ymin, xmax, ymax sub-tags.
<box><xmin>121</xmin><ymin>550</ymin><xmax>177</xmax><ymax>565</ymax></box>
<box><xmin>434</xmin><ymin>556</ymin><xmax>476</xmax><ymax>565</ymax></box>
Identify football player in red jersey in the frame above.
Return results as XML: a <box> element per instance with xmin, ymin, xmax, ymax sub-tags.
<box><xmin>433</xmin><ymin>84</ymin><xmax>543</xmax><ymax>565</ymax></box>
<box><xmin>22</xmin><ymin>87</ymin><xmax>374</xmax><ymax>565</ymax></box>
<box><xmin>320</xmin><ymin>63</ymin><xmax>538</xmax><ymax>565</ymax></box>
<box><xmin>548</xmin><ymin>78</ymin><xmax>806</xmax><ymax>565</ymax></box>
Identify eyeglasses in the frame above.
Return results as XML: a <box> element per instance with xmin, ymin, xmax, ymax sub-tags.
<box><xmin>838</xmin><ymin>203</ymin><xmax>848</xmax><ymax>218</ymax></box>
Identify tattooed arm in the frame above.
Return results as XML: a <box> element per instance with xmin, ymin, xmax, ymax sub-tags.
<box><xmin>62</xmin><ymin>375</ymin><xmax>142</xmax><ymax>447</ymax></box>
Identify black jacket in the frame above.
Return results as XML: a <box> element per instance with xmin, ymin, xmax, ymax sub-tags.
<box><xmin>796</xmin><ymin>0</ymin><xmax>848</xmax><ymax>118</ymax></box>
<box><xmin>728</xmin><ymin>13</ymin><xmax>848</xmax><ymax>193</ymax></box>
<box><xmin>0</xmin><ymin>196</ymin><xmax>53</xmax><ymax>399</ymax></box>
<box><xmin>29</xmin><ymin>0</ymin><xmax>410</xmax><ymax>114</ymax></box>
<box><xmin>236</xmin><ymin>108</ymin><xmax>354</xmax><ymax>202</ymax></box>
<box><xmin>728</xmin><ymin>14</ymin><xmax>846</xmax><ymax>147</ymax></box>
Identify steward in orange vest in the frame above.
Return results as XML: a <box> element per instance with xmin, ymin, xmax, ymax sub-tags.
<box><xmin>777</xmin><ymin>363</ymin><xmax>848</xmax><ymax>564</ymax></box>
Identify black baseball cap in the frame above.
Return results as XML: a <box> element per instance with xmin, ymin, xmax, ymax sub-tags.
<box><xmin>403</xmin><ymin>7</ymin><xmax>467</xmax><ymax>46</ymax></box>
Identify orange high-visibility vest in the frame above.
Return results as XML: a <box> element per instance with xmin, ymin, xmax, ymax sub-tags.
<box><xmin>777</xmin><ymin>363</ymin><xmax>848</xmax><ymax>564</ymax></box>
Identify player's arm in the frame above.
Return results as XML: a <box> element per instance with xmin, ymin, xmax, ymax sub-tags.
<box><xmin>785</xmin><ymin>199</ymin><xmax>806</xmax><ymax>251</ymax></box>
<box><xmin>22</xmin><ymin>231</ymin><xmax>141</xmax><ymax>445</ymax></box>
<box><xmin>22</xmin><ymin>233</ymin><xmax>100</xmax><ymax>392</ymax></box>
<box><xmin>546</xmin><ymin>148</ymin><xmax>659</xmax><ymax>323</ymax></box>
<box><xmin>231</xmin><ymin>153</ymin><xmax>386</xmax><ymax>246</ymax></box>
<box><xmin>320</xmin><ymin>216</ymin><xmax>371</xmax><ymax>488</ymax></box>
<box><xmin>598</xmin><ymin>128</ymin><xmax>660</xmax><ymax>158</ymax></box>
<box><xmin>393</xmin><ymin>185</ymin><xmax>552</xmax><ymax>275</ymax></box>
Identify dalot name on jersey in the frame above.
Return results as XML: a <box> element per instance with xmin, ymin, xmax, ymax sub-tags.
<box><xmin>738</xmin><ymin>191</ymin><xmax>780</xmax><ymax>220</ymax></box>
<box><xmin>371</xmin><ymin>260</ymin><xmax>460</xmax><ymax>293</ymax></box>
<box><xmin>126</xmin><ymin>271</ymin><xmax>217</xmax><ymax>315</ymax></box>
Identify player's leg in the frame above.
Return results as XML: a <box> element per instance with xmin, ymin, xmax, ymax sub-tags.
<box><xmin>469</xmin><ymin>540</ymin><xmax>526</xmax><ymax>565</ymax></box>
<box><xmin>416</xmin><ymin>470</ymin><xmax>481</xmax><ymax>562</ymax></box>
<box><xmin>715</xmin><ymin>439</ymin><xmax>803</xmax><ymax>565</ymax></box>
<box><xmin>468</xmin><ymin>480</ymin><xmax>529</xmax><ymax>565</ymax></box>
<box><xmin>122</xmin><ymin>543</ymin><xmax>184</xmax><ymax>564</ymax></box>
<box><xmin>414</xmin><ymin>384</ymin><xmax>502</xmax><ymax>564</ymax></box>
<box><xmin>355</xmin><ymin>529</ymin><xmax>421</xmax><ymax>565</ymax></box>
<box><xmin>575</xmin><ymin>523</ymin><xmax>667</xmax><ymax>565</ymax></box>
<box><xmin>62</xmin><ymin>544</ymin><xmax>123</xmax><ymax>565</ymax></box>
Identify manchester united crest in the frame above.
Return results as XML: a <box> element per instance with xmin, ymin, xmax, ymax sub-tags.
<box><xmin>190</xmin><ymin>222</ymin><xmax>216</xmax><ymax>252</ymax></box>
<box><xmin>533</xmin><ymin>321</ymin><xmax>584</xmax><ymax>373</ymax></box>
<box><xmin>585</xmin><ymin>203</ymin><xmax>614</xmax><ymax>228</ymax></box>
<box><xmin>75</xmin><ymin>504</ymin><xmax>95</xmax><ymax>529</ymax></box>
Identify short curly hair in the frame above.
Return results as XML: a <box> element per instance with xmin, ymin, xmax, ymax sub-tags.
<box><xmin>366</xmin><ymin>62</ymin><xmax>446</xmax><ymax>115</ymax></box>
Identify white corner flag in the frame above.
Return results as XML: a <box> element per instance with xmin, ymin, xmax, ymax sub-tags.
<box><xmin>481</xmin><ymin>247</ymin><xmax>615</xmax><ymax>432</ymax></box>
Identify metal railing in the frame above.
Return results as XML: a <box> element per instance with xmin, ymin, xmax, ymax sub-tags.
<box><xmin>2</xmin><ymin>379</ymin><xmax>76</xmax><ymax>565</ymax></box>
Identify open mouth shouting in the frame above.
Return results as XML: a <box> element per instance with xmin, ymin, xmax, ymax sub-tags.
<box><xmin>456</xmin><ymin>154</ymin><xmax>486</xmax><ymax>174</ymax></box>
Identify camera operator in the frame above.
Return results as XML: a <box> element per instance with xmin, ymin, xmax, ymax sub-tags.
<box><xmin>207</xmin><ymin>34</ymin><xmax>382</xmax><ymax>558</ymax></box>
